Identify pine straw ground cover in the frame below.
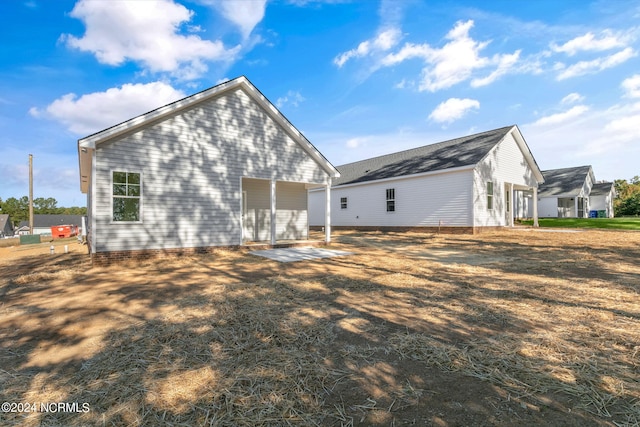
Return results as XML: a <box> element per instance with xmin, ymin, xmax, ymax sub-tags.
<box><xmin>0</xmin><ymin>229</ymin><xmax>638</xmax><ymax>426</ymax></box>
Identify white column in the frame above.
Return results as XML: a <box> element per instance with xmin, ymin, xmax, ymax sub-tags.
<box><xmin>532</xmin><ymin>187</ymin><xmax>539</xmax><ymax>227</ymax></box>
<box><xmin>270</xmin><ymin>179</ymin><xmax>277</xmax><ymax>245</ymax></box>
<box><xmin>325</xmin><ymin>180</ymin><xmax>331</xmax><ymax>244</ymax></box>
<box><xmin>509</xmin><ymin>183</ymin><xmax>514</xmax><ymax>227</ymax></box>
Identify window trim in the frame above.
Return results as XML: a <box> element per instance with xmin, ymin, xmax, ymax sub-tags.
<box><xmin>386</xmin><ymin>188</ymin><xmax>396</xmax><ymax>212</ymax></box>
<box><xmin>487</xmin><ymin>181</ymin><xmax>494</xmax><ymax>210</ymax></box>
<box><xmin>111</xmin><ymin>170</ymin><xmax>143</xmax><ymax>223</ymax></box>
<box><xmin>340</xmin><ymin>197</ymin><xmax>348</xmax><ymax>210</ymax></box>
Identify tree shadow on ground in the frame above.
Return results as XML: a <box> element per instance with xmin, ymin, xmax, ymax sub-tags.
<box><xmin>1</xmin><ymin>230</ymin><xmax>638</xmax><ymax>426</ymax></box>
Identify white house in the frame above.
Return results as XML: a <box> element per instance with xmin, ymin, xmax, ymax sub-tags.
<box><xmin>535</xmin><ymin>166</ymin><xmax>594</xmax><ymax>218</ymax></box>
<box><xmin>16</xmin><ymin>214</ymin><xmax>83</xmax><ymax>236</ymax></box>
<box><xmin>309</xmin><ymin>125</ymin><xmax>544</xmax><ymax>233</ymax></box>
<box><xmin>78</xmin><ymin>76</ymin><xmax>339</xmax><ymax>263</ymax></box>
<box><xmin>589</xmin><ymin>182</ymin><xmax>616</xmax><ymax>218</ymax></box>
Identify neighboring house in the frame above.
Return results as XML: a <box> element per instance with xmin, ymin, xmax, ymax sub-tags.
<box><xmin>17</xmin><ymin>214</ymin><xmax>84</xmax><ymax>235</ymax></box>
<box><xmin>0</xmin><ymin>214</ymin><xmax>13</xmax><ymax>238</ymax></box>
<box><xmin>535</xmin><ymin>166</ymin><xmax>595</xmax><ymax>218</ymax></box>
<box><xmin>589</xmin><ymin>182</ymin><xmax>616</xmax><ymax>218</ymax></box>
<box><xmin>77</xmin><ymin>76</ymin><xmax>339</xmax><ymax>262</ymax></box>
<box><xmin>309</xmin><ymin>125</ymin><xmax>544</xmax><ymax>233</ymax></box>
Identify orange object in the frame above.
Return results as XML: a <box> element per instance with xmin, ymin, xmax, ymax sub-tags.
<box><xmin>51</xmin><ymin>225</ymin><xmax>79</xmax><ymax>239</ymax></box>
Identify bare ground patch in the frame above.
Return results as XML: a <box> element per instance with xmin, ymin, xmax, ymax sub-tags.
<box><xmin>0</xmin><ymin>230</ymin><xmax>638</xmax><ymax>426</ymax></box>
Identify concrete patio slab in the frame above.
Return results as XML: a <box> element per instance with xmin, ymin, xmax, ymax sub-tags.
<box><xmin>250</xmin><ymin>247</ymin><xmax>353</xmax><ymax>263</ymax></box>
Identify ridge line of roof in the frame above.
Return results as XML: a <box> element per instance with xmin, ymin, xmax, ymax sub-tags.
<box><xmin>335</xmin><ymin>125</ymin><xmax>515</xmax><ymax>168</ymax></box>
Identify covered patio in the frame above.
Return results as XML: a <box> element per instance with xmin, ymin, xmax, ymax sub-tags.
<box><xmin>241</xmin><ymin>177</ymin><xmax>332</xmax><ymax>246</ymax></box>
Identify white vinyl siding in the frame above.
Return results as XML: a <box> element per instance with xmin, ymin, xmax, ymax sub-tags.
<box><xmin>309</xmin><ymin>169</ymin><xmax>474</xmax><ymax>227</ymax></box>
<box><xmin>473</xmin><ymin>130</ymin><xmax>539</xmax><ymax>227</ymax></box>
<box><xmin>93</xmin><ymin>87</ymin><xmax>327</xmax><ymax>252</ymax></box>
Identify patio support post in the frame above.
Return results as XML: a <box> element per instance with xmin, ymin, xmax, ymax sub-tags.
<box><xmin>509</xmin><ymin>183</ymin><xmax>514</xmax><ymax>227</ymax></box>
<box><xmin>533</xmin><ymin>187</ymin><xmax>539</xmax><ymax>227</ymax></box>
<box><xmin>325</xmin><ymin>179</ymin><xmax>331</xmax><ymax>244</ymax></box>
<box><xmin>270</xmin><ymin>179</ymin><xmax>276</xmax><ymax>245</ymax></box>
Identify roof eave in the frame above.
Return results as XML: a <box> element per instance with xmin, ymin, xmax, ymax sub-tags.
<box><xmin>77</xmin><ymin>76</ymin><xmax>339</xmax><ymax>180</ymax></box>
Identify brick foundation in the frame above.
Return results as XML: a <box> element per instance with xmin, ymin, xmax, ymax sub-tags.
<box><xmin>310</xmin><ymin>225</ymin><xmax>506</xmax><ymax>235</ymax></box>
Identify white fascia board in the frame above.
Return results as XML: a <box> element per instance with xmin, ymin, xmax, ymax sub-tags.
<box><xmin>76</xmin><ymin>76</ymin><xmax>339</xmax><ymax>179</ymax></box>
<box><xmin>509</xmin><ymin>125</ymin><xmax>545</xmax><ymax>184</ymax></box>
<box><xmin>78</xmin><ymin>145</ymin><xmax>93</xmax><ymax>194</ymax></box>
<box><xmin>323</xmin><ymin>164</ymin><xmax>476</xmax><ymax>191</ymax></box>
<box><xmin>77</xmin><ymin>78</ymin><xmax>244</xmax><ymax>149</ymax></box>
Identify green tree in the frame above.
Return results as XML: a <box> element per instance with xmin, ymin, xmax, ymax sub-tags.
<box><xmin>34</xmin><ymin>197</ymin><xmax>59</xmax><ymax>214</ymax></box>
<box><xmin>614</xmin><ymin>177</ymin><xmax>640</xmax><ymax>216</ymax></box>
<box><xmin>1</xmin><ymin>197</ymin><xmax>29</xmax><ymax>226</ymax></box>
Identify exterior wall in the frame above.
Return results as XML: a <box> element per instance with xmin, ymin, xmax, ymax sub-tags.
<box><xmin>472</xmin><ymin>131</ymin><xmax>539</xmax><ymax>227</ymax></box>
<box><xmin>537</xmin><ymin>197</ymin><xmax>560</xmax><ymax>217</ymax></box>
<box><xmin>514</xmin><ymin>191</ymin><xmax>532</xmax><ymax>218</ymax></box>
<box><xmin>93</xmin><ymin>87</ymin><xmax>329</xmax><ymax>253</ymax></box>
<box><xmin>309</xmin><ymin>169</ymin><xmax>474</xmax><ymax>227</ymax></box>
<box><xmin>275</xmin><ymin>181</ymin><xmax>308</xmax><ymax>240</ymax></box>
<box><xmin>242</xmin><ymin>178</ymin><xmax>270</xmax><ymax>242</ymax></box>
<box><xmin>590</xmin><ymin>193</ymin><xmax>615</xmax><ymax>217</ymax></box>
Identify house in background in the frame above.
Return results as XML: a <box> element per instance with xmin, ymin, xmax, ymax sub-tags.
<box><xmin>589</xmin><ymin>182</ymin><xmax>616</xmax><ymax>218</ymax></box>
<box><xmin>0</xmin><ymin>214</ymin><xmax>14</xmax><ymax>238</ymax></box>
<box><xmin>77</xmin><ymin>76</ymin><xmax>339</xmax><ymax>262</ymax></box>
<box><xmin>309</xmin><ymin>125</ymin><xmax>544</xmax><ymax>233</ymax></box>
<box><xmin>17</xmin><ymin>214</ymin><xmax>83</xmax><ymax>235</ymax></box>
<box><xmin>535</xmin><ymin>166</ymin><xmax>595</xmax><ymax>218</ymax></box>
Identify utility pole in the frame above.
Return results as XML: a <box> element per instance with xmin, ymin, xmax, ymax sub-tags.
<box><xmin>29</xmin><ymin>154</ymin><xmax>34</xmax><ymax>235</ymax></box>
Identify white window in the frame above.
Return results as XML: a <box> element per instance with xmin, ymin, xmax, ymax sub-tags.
<box><xmin>113</xmin><ymin>171</ymin><xmax>141</xmax><ymax>222</ymax></box>
<box><xmin>505</xmin><ymin>186</ymin><xmax>510</xmax><ymax>212</ymax></box>
<box><xmin>487</xmin><ymin>181</ymin><xmax>494</xmax><ymax>210</ymax></box>
<box><xmin>340</xmin><ymin>197</ymin><xmax>348</xmax><ymax>209</ymax></box>
<box><xmin>386</xmin><ymin>188</ymin><xmax>395</xmax><ymax>212</ymax></box>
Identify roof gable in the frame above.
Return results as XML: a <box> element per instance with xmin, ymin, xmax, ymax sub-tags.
<box><xmin>334</xmin><ymin>126</ymin><xmax>519</xmax><ymax>186</ymax></box>
<box><xmin>538</xmin><ymin>166</ymin><xmax>593</xmax><ymax>197</ymax></box>
<box><xmin>0</xmin><ymin>214</ymin><xmax>12</xmax><ymax>232</ymax></box>
<box><xmin>78</xmin><ymin>76</ymin><xmax>338</xmax><ymax>193</ymax></box>
<box><xmin>590</xmin><ymin>182</ymin><xmax>615</xmax><ymax>196</ymax></box>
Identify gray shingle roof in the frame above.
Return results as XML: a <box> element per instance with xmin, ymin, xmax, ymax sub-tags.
<box><xmin>334</xmin><ymin>126</ymin><xmax>515</xmax><ymax>186</ymax></box>
<box><xmin>0</xmin><ymin>214</ymin><xmax>13</xmax><ymax>236</ymax></box>
<box><xmin>18</xmin><ymin>214</ymin><xmax>83</xmax><ymax>228</ymax></box>
<box><xmin>538</xmin><ymin>166</ymin><xmax>592</xmax><ymax>197</ymax></box>
<box><xmin>590</xmin><ymin>182</ymin><xmax>614</xmax><ymax>196</ymax></box>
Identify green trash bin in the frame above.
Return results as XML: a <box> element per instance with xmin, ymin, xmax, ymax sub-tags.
<box><xmin>597</xmin><ymin>210</ymin><xmax>606</xmax><ymax>218</ymax></box>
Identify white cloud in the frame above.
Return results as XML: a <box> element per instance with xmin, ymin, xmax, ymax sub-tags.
<box><xmin>556</xmin><ymin>47</ymin><xmax>636</xmax><ymax>80</ymax></box>
<box><xmin>550</xmin><ymin>30</ymin><xmax>631</xmax><ymax>56</ymax></box>
<box><xmin>471</xmin><ymin>50</ymin><xmax>521</xmax><ymax>87</ymax></box>
<box><xmin>380</xmin><ymin>20</ymin><xmax>521</xmax><ymax>92</ymax></box>
<box><xmin>622</xmin><ymin>74</ymin><xmax>640</xmax><ymax>98</ymax></box>
<box><xmin>561</xmin><ymin>92</ymin><xmax>585</xmax><ymax>105</ymax></box>
<box><xmin>276</xmin><ymin>90</ymin><xmax>305</xmax><ymax>108</ymax></box>
<box><xmin>63</xmin><ymin>0</ymin><xmax>238</xmax><ymax>79</ymax></box>
<box><xmin>206</xmin><ymin>0</ymin><xmax>267</xmax><ymax>39</ymax></box>
<box><xmin>346</xmin><ymin>137</ymin><xmax>367</xmax><ymax>149</ymax></box>
<box><xmin>531</xmin><ymin>105</ymin><xmax>589</xmax><ymax>127</ymax></box>
<box><xmin>428</xmin><ymin>98</ymin><xmax>480</xmax><ymax>124</ymax></box>
<box><xmin>334</xmin><ymin>28</ymin><xmax>402</xmax><ymax>68</ymax></box>
<box><xmin>31</xmin><ymin>82</ymin><xmax>186</xmax><ymax>135</ymax></box>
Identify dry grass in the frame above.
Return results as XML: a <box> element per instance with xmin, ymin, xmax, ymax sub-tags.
<box><xmin>0</xmin><ymin>229</ymin><xmax>639</xmax><ymax>426</ymax></box>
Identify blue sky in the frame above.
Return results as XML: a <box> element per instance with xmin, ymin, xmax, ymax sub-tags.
<box><xmin>1</xmin><ymin>0</ymin><xmax>639</xmax><ymax>207</ymax></box>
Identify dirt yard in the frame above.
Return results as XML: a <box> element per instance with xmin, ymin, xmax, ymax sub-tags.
<box><xmin>0</xmin><ymin>229</ymin><xmax>638</xmax><ymax>426</ymax></box>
